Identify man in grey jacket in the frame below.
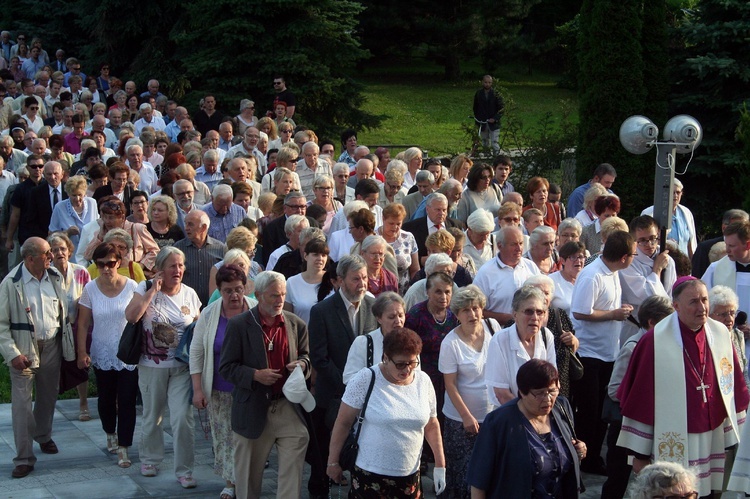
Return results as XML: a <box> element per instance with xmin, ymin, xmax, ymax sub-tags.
<box><xmin>0</xmin><ymin>237</ymin><xmax>70</xmax><ymax>478</ymax></box>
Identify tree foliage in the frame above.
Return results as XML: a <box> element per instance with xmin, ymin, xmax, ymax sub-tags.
<box><xmin>669</xmin><ymin>0</ymin><xmax>750</xmax><ymax>228</ymax></box>
<box><xmin>2</xmin><ymin>0</ymin><xmax>380</xmax><ymax>140</ymax></box>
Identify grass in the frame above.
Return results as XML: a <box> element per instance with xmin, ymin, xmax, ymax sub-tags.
<box><xmin>0</xmin><ymin>364</ymin><xmax>97</xmax><ymax>404</ymax></box>
<box><xmin>356</xmin><ymin>59</ymin><xmax>579</xmax><ymax>156</ymax></box>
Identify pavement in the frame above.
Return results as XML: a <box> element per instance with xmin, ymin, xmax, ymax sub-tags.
<box><xmin>0</xmin><ymin>398</ymin><xmax>609</xmax><ymax>498</ymax></box>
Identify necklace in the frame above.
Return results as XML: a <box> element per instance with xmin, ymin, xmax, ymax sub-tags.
<box><xmin>683</xmin><ymin>345</ymin><xmax>710</xmax><ymax>403</ymax></box>
<box><xmin>250</xmin><ymin>310</ymin><xmax>279</xmax><ymax>351</ymax></box>
<box><xmin>428</xmin><ymin>305</ymin><xmax>448</xmax><ymax>325</ymax></box>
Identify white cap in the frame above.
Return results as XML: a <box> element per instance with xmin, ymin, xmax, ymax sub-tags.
<box><xmin>282</xmin><ymin>365</ymin><xmax>316</xmax><ymax>412</ymax></box>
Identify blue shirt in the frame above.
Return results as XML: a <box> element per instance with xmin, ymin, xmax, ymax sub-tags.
<box><xmin>567</xmin><ymin>181</ymin><xmax>613</xmax><ymax>216</ymax></box>
<box><xmin>165</xmin><ymin>120</ymin><xmax>180</xmax><ymax>143</ymax></box>
<box><xmin>48</xmin><ymin>197</ymin><xmax>99</xmax><ymax>249</ymax></box>
<box><xmin>202</xmin><ymin>202</ymin><xmax>247</xmax><ymax>242</ymax></box>
<box><xmin>194</xmin><ymin>166</ymin><xmax>224</xmax><ymax>190</ymax></box>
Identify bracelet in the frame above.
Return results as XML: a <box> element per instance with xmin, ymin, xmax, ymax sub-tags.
<box><xmin>326</xmin><ymin>462</ymin><xmax>339</xmax><ymax>467</ymax></box>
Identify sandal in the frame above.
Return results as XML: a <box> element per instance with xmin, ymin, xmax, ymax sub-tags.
<box><xmin>117</xmin><ymin>446</ymin><xmax>131</xmax><ymax>468</ymax></box>
<box><xmin>79</xmin><ymin>409</ymin><xmax>91</xmax><ymax>421</ymax></box>
<box><xmin>106</xmin><ymin>434</ymin><xmax>118</xmax><ymax>454</ymax></box>
<box><xmin>220</xmin><ymin>486</ymin><xmax>235</xmax><ymax>499</ymax></box>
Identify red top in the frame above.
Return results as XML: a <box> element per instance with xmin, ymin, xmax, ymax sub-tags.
<box><xmin>259</xmin><ymin>312</ymin><xmax>290</xmax><ymax>395</ymax></box>
<box><xmin>523</xmin><ymin>202</ymin><xmax>561</xmax><ymax>231</ymax></box>
<box><xmin>618</xmin><ymin>320</ymin><xmax>749</xmax><ymax>432</ymax></box>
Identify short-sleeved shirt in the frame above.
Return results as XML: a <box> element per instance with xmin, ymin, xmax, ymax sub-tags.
<box><xmin>570</xmin><ymin>256</ymin><xmax>622</xmax><ymax>361</ymax></box>
<box><xmin>136</xmin><ymin>280</ymin><xmax>201</xmax><ymax>368</ymax></box>
<box><xmin>439</xmin><ymin>327</ymin><xmax>493</xmax><ymax>422</ymax></box>
<box><xmin>474</xmin><ymin>256</ymin><xmax>540</xmax><ymax>315</ymax></box>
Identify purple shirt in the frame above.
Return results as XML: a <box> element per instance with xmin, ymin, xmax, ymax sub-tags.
<box><xmin>212</xmin><ymin>316</ymin><xmax>234</xmax><ymax>392</ymax></box>
<box><xmin>64</xmin><ymin>130</ymin><xmax>89</xmax><ymax>155</ymax></box>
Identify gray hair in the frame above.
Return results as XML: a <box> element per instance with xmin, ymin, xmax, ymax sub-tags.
<box><xmin>299</xmin><ymin>227</ymin><xmax>325</xmax><ymax>248</ymax></box>
<box><xmin>332</xmin><ymin>162</ymin><xmax>350</xmax><ymax>176</ymax></box>
<box><xmin>385</xmin><ymin>159</ymin><xmax>407</xmax><ymax>175</ymax></box>
<box><xmin>254</xmin><ymin>271</ymin><xmax>286</xmax><ymax>296</ymax></box>
<box><xmin>511</xmin><ymin>285</ymin><xmax>546</xmax><ymax>312</ymax></box>
<box><xmin>284</xmin><ymin>190</ymin><xmax>306</xmax><ymax>205</ymax></box>
<box><xmin>425</xmin><ymin>192</ymin><xmax>448</xmax><ymax>208</ymax></box>
<box><xmin>212</xmin><ymin>183</ymin><xmax>233</xmax><ymax>200</ymax></box>
<box><xmin>302</xmin><ymin>141</ymin><xmax>319</xmax><ymax>154</ymax></box>
<box><xmin>313</xmin><ymin>174</ymin><xmax>334</xmax><ymax>189</ymax></box>
<box><xmin>203</xmin><ymin>149</ymin><xmax>219</xmax><ymax>162</ymax></box>
<box><xmin>360</xmin><ymin>234</ymin><xmax>387</xmax><ymax>254</ymax></box>
<box><xmin>424</xmin><ymin>253</ymin><xmax>453</xmax><ymax>275</ymax></box>
<box><xmin>630</xmin><ymin>462</ymin><xmax>697</xmax><ymax>499</ymax></box>
<box><xmin>125</xmin><ymin>141</ymin><xmax>143</xmax><ymax>155</ymax></box>
<box><xmin>372</xmin><ymin>292</ymin><xmax>405</xmax><ymax>318</ymax></box>
<box><xmin>529</xmin><ymin>225</ymin><xmax>555</xmax><ymax>247</ymax></box>
<box><xmin>223</xmin><ymin>248</ymin><xmax>251</xmax><ymax>268</ymax></box>
<box><xmin>415</xmin><ymin>170</ymin><xmax>435</xmax><ymax>184</ymax></box>
<box><xmin>438</xmin><ymin>178</ymin><xmax>462</xmax><ymax>194</ymax></box>
<box><xmin>673</xmin><ymin>178</ymin><xmax>683</xmax><ymax>190</ymax></box>
<box><xmin>284</xmin><ymin>214</ymin><xmax>309</xmax><ymax>236</ymax></box>
<box><xmin>154</xmin><ymin>246</ymin><xmax>185</xmax><ymax>271</ymax></box>
<box><xmin>708</xmin><ymin>285</ymin><xmax>739</xmax><ymax>314</ymax></box>
<box><xmin>467</xmin><ymin>208</ymin><xmax>495</xmax><ymax>232</ymax></box>
<box><xmin>557</xmin><ymin>217</ymin><xmax>582</xmax><ymax>236</ymax></box>
<box><xmin>450</xmin><ymin>285</ymin><xmax>487</xmax><ymax>315</ymax></box>
<box><xmin>638</xmin><ymin>295</ymin><xmax>674</xmax><ymax>328</ymax></box>
<box><xmin>343</xmin><ymin>200</ymin><xmax>368</xmax><ymax>218</ymax></box>
<box><xmin>722</xmin><ymin>209</ymin><xmax>749</xmax><ymax>225</ymax></box>
<box><xmin>337</xmin><ymin>254</ymin><xmax>367</xmax><ymax>279</ymax></box>
<box><xmin>139</xmin><ymin>103</ymin><xmax>152</xmax><ymax>112</ymax></box>
<box><xmin>103</xmin><ymin>228</ymin><xmax>133</xmax><ymax>250</ymax></box>
<box><xmin>524</xmin><ymin>274</ymin><xmax>554</xmax><ymax>291</ymax></box>
<box><xmin>20</xmin><ymin>238</ymin><xmax>47</xmax><ymax>259</ymax></box>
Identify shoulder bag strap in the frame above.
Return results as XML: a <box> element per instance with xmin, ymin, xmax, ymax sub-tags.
<box><xmin>366</xmin><ymin>333</ymin><xmax>374</xmax><ymax>368</ymax></box>
<box><xmin>352</xmin><ymin>367</ymin><xmax>377</xmax><ymax>443</ymax></box>
<box><xmin>484</xmin><ymin>318</ymin><xmax>496</xmax><ymax>336</ymax></box>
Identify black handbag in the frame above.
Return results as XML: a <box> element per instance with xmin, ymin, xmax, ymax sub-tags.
<box><xmin>117</xmin><ymin>280</ymin><xmax>152</xmax><ymax>365</ymax></box>
<box><xmin>339</xmin><ymin>367</ymin><xmax>376</xmax><ymax>472</ymax></box>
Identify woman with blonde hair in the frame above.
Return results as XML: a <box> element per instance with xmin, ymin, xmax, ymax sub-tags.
<box><xmin>449</xmin><ymin>153</ymin><xmax>473</xmax><ymax>188</ymax></box>
<box><xmin>256</xmin><ymin>116</ymin><xmax>278</xmax><ymax>142</ymax></box>
<box><xmin>146</xmin><ymin>195</ymin><xmax>184</xmax><ymax>248</ymax></box>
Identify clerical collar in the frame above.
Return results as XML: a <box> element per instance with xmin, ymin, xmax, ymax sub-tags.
<box><xmin>736</xmin><ymin>261</ymin><xmax>750</xmax><ymax>273</ymax></box>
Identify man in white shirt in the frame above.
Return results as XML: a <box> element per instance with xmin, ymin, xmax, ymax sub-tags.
<box><xmin>474</xmin><ymin>226</ymin><xmax>540</xmax><ymax>324</ymax></box>
<box><xmin>297</xmin><ymin>141</ymin><xmax>332</xmax><ymax>201</ymax></box>
<box><xmin>126</xmin><ymin>144</ymin><xmax>158</xmax><ymax>194</ymax></box>
<box><xmin>226</xmin><ymin>126</ymin><xmax>267</xmax><ymax>175</ymax></box>
<box><xmin>133</xmin><ymin>103</ymin><xmax>166</xmax><ymax>134</ymax></box>
<box><xmin>569</xmin><ymin>230</ymin><xmax>636</xmax><ymax>475</ymax></box>
<box><xmin>21</xmin><ymin>97</ymin><xmax>44</xmax><ymax>133</ymax></box>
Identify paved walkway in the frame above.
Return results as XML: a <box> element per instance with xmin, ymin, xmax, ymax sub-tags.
<box><xmin>0</xmin><ymin>398</ymin><xmax>608</xmax><ymax>498</ymax></box>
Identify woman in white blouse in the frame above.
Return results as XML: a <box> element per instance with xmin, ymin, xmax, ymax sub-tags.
<box><xmin>328</xmin><ymin>328</ymin><xmax>446</xmax><ymax>497</ymax></box>
<box><xmin>342</xmin><ymin>292</ymin><xmax>406</xmax><ymax>384</ymax></box>
<box><xmin>76</xmin><ymin>242</ymin><xmax>138</xmax><ymax>468</ymax></box>
<box><xmin>285</xmin><ymin>239</ymin><xmax>331</xmax><ymax>324</ymax></box>
<box><xmin>549</xmin><ymin>241</ymin><xmax>586</xmax><ymax>316</ymax></box>
<box><xmin>439</xmin><ymin>285</ymin><xmax>494</xmax><ymax>498</ymax></box>
<box><xmin>485</xmin><ymin>286</ymin><xmax>556</xmax><ymax>407</ymax></box>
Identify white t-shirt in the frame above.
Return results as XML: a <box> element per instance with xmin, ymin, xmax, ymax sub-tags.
<box><xmin>79</xmin><ymin>278</ymin><xmax>138</xmax><ymax>371</ymax></box>
<box><xmin>570</xmin><ymin>256</ymin><xmax>622</xmax><ymax>362</ymax></box>
<box><xmin>474</xmin><ymin>256</ymin><xmax>540</xmax><ymax>315</ymax></box>
<box><xmin>285</xmin><ymin>273</ymin><xmax>324</xmax><ymax>324</ymax></box>
<box><xmin>136</xmin><ymin>280</ymin><xmax>201</xmax><ymax>368</ymax></box>
<box><xmin>484</xmin><ymin>323</ymin><xmax>557</xmax><ymax>407</ymax></box>
<box><xmin>549</xmin><ymin>270</ymin><xmax>575</xmax><ymax>316</ymax></box>
<box><xmin>439</xmin><ymin>326</ymin><xmax>493</xmax><ymax>422</ymax></box>
<box><xmin>267</xmin><ymin>244</ymin><xmax>291</xmax><ymax>272</ymax></box>
<box><xmin>342</xmin><ymin>366</ymin><xmax>436</xmax><ymax>476</ymax></box>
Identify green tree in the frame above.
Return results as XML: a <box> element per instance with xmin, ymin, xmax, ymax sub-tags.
<box><xmin>174</xmin><ymin>0</ymin><xmax>380</xmax><ymax>138</ymax></box>
<box><xmin>576</xmin><ymin>0</ymin><xmax>653</xmax><ymax>219</ymax></box>
<box><xmin>669</xmin><ymin>0</ymin><xmax>750</xmax><ymax>228</ymax></box>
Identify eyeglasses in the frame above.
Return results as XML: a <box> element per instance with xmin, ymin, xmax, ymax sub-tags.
<box><xmin>131</xmin><ymin>199</ymin><xmax>147</xmax><ymax>205</ymax></box>
<box><xmin>95</xmin><ymin>260</ymin><xmax>118</xmax><ymax>269</ymax></box>
<box><xmin>220</xmin><ymin>286</ymin><xmax>245</xmax><ymax>296</ymax></box>
<box><xmin>521</xmin><ymin>308</ymin><xmax>546</xmax><ymax>317</ymax></box>
<box><xmin>273</xmin><ymin>81</ymin><xmax>283</xmax><ymax>85</ymax></box>
<box><xmin>637</xmin><ymin>236</ymin><xmax>659</xmax><ymax>246</ymax></box>
<box><xmin>71</xmin><ymin>66</ymin><xmax>81</xmax><ymax>71</ymax></box>
<box><xmin>101</xmin><ymin>67</ymin><xmax>110</xmax><ymax>70</ymax></box>
<box><xmin>387</xmin><ymin>183</ymin><xmax>402</xmax><ymax>190</ymax></box>
<box><xmin>316</xmin><ymin>186</ymin><xmax>333</xmax><ymax>191</ymax></box>
<box><xmin>336</xmin><ymin>174</ymin><xmax>349</xmax><ymax>179</ymax></box>
<box><xmin>480</xmin><ymin>175</ymin><xmax>492</xmax><ymax>180</ymax></box>
<box><xmin>529</xmin><ymin>389</ymin><xmax>560</xmax><ymax>400</ymax></box>
<box><xmin>502</xmin><ymin>216</ymin><xmax>520</xmax><ymax>223</ymax></box>
<box><xmin>175</xmin><ymin>191</ymin><xmax>194</xmax><ymax>197</ymax></box>
<box><xmin>567</xmin><ymin>255</ymin><xmax>586</xmax><ymax>261</ymax></box>
<box><xmin>27</xmin><ymin>163</ymin><xmax>44</xmax><ymax>169</ymax></box>
<box><xmin>713</xmin><ymin>310</ymin><xmax>737</xmax><ymax>319</ymax></box>
<box><xmin>389</xmin><ymin>359</ymin><xmax>420</xmax><ymax>370</ymax></box>
<box><xmin>28</xmin><ymin>106</ymin><xmax>39</xmax><ymax>110</ymax></box>
<box><xmin>653</xmin><ymin>493</ymin><xmax>698</xmax><ymax>499</ymax></box>
<box><xmin>285</xmin><ymin>203</ymin><xmax>306</xmax><ymax>210</ymax></box>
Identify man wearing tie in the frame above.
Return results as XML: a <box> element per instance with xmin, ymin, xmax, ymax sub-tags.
<box><xmin>402</xmin><ymin>192</ymin><xmax>461</xmax><ymax>265</ymax></box>
<box><xmin>29</xmin><ymin>162</ymin><xmax>67</xmax><ymax>242</ymax></box>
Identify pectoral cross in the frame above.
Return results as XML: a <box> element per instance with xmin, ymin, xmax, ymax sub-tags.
<box><xmin>696</xmin><ymin>382</ymin><xmax>710</xmax><ymax>403</ymax></box>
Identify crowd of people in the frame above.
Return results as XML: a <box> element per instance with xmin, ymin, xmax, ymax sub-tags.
<box><xmin>0</xmin><ymin>34</ymin><xmax>750</xmax><ymax>499</ymax></box>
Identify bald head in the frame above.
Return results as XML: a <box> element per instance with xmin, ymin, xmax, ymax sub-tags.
<box><xmin>354</xmin><ymin>158</ymin><xmax>374</xmax><ymax>181</ymax></box>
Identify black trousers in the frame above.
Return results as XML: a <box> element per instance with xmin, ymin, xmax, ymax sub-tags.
<box><xmin>600</xmin><ymin>421</ymin><xmax>632</xmax><ymax>499</ymax></box>
<box><xmin>307</xmin><ymin>405</ymin><xmax>332</xmax><ymax>496</ymax></box>
<box><xmin>571</xmin><ymin>357</ymin><xmax>613</xmax><ymax>468</ymax></box>
<box><xmin>93</xmin><ymin>367</ymin><xmax>139</xmax><ymax>447</ymax></box>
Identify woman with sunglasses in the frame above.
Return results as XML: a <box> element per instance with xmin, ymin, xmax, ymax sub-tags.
<box><xmin>456</xmin><ymin>163</ymin><xmax>501</xmax><ymax>225</ymax></box>
<box><xmin>76</xmin><ymin>242</ymin><xmax>139</xmax><ymax>468</ymax></box>
<box><xmin>328</xmin><ymin>328</ymin><xmax>447</xmax><ymax>498</ymax></box>
<box><xmin>467</xmin><ymin>359</ymin><xmax>584</xmax><ymax>498</ymax></box>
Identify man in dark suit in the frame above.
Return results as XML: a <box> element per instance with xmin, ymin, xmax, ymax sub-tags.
<box><xmin>692</xmin><ymin>208</ymin><xmax>749</xmax><ymax>277</ymax></box>
<box><xmin>27</xmin><ymin>161</ymin><xmax>68</xmax><ymax>241</ymax></box>
<box><xmin>5</xmin><ymin>155</ymin><xmax>45</xmax><ymax>253</ymax></box>
<box><xmin>219</xmin><ymin>271</ymin><xmax>311</xmax><ymax>499</ymax></box>
<box><xmin>307</xmin><ymin>255</ymin><xmax>378</xmax><ymax>498</ymax></box>
<box><xmin>262</xmin><ymin>191</ymin><xmax>318</xmax><ymax>268</ymax></box>
<box><xmin>402</xmin><ymin>192</ymin><xmax>461</xmax><ymax>265</ymax></box>
<box><xmin>92</xmin><ymin>161</ymin><xmax>134</xmax><ymax>214</ymax></box>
